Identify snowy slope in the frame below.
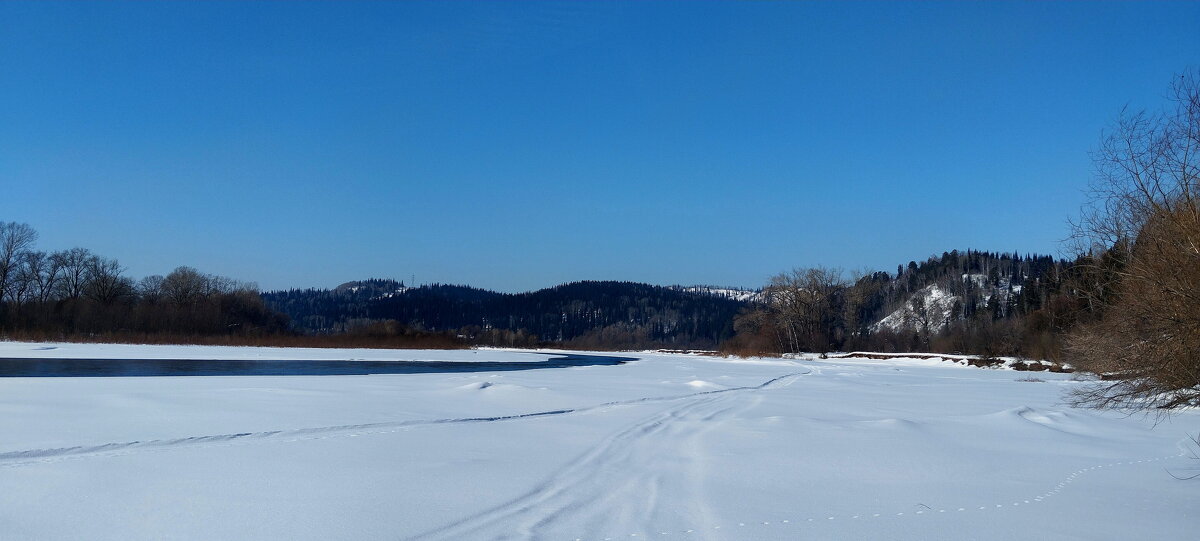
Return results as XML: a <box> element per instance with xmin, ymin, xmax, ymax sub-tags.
<box><xmin>871</xmin><ymin>284</ymin><xmax>960</xmax><ymax>333</ymax></box>
<box><xmin>0</xmin><ymin>343</ymin><xmax>1195</xmax><ymax>540</ymax></box>
<box><xmin>871</xmin><ymin>274</ymin><xmax>1028</xmax><ymax>333</ymax></box>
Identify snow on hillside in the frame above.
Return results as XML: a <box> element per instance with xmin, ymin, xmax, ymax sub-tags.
<box><xmin>374</xmin><ymin>287</ymin><xmax>411</xmax><ymax>299</ymax></box>
<box><xmin>0</xmin><ymin>343</ymin><xmax>1194</xmax><ymax>540</ymax></box>
<box><xmin>962</xmin><ymin>272</ymin><xmax>1023</xmax><ymax>301</ymax></box>
<box><xmin>334</xmin><ymin>280</ymin><xmax>412</xmax><ymax>299</ymax></box>
<box><xmin>872</xmin><ymin>274</ymin><xmax>1030</xmax><ymax>333</ymax></box>
<box><xmin>679</xmin><ymin>285</ymin><xmax>762</xmax><ymax>302</ymax></box>
<box><xmin>871</xmin><ymin>284</ymin><xmax>960</xmax><ymax>333</ymax></box>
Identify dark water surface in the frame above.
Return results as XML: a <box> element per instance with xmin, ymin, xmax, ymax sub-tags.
<box><xmin>0</xmin><ymin>352</ymin><xmax>638</xmax><ymax>377</ymax></box>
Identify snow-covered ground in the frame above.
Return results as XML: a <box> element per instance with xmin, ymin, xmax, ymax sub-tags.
<box><xmin>0</xmin><ymin>342</ymin><xmax>1196</xmax><ymax>540</ymax></box>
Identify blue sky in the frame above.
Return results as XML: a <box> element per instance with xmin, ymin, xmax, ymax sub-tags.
<box><xmin>2</xmin><ymin>1</ymin><xmax>1197</xmax><ymax>292</ymax></box>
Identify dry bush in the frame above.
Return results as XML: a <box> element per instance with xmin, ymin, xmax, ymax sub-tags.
<box><xmin>720</xmin><ymin>307</ymin><xmax>783</xmax><ymax>357</ymax></box>
<box><xmin>1066</xmin><ymin>72</ymin><xmax>1200</xmax><ymax>411</ymax></box>
<box><xmin>967</xmin><ymin>357</ymin><xmax>1004</xmax><ymax>369</ymax></box>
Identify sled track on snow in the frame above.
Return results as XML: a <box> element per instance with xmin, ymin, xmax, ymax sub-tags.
<box><xmin>0</xmin><ymin>371</ymin><xmax>810</xmax><ymax>469</ymax></box>
<box><xmin>406</xmin><ymin>375</ymin><xmax>805</xmax><ymax>541</ymax></box>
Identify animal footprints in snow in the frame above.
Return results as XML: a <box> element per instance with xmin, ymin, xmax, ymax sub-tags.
<box><xmin>567</xmin><ymin>451</ymin><xmax>1186</xmax><ymax>540</ymax></box>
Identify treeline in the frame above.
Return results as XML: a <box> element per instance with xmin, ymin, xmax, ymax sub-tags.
<box><xmin>0</xmin><ymin>222</ymin><xmax>289</xmax><ymax>340</ymax></box>
<box><xmin>0</xmin><ymin>223</ymin><xmax>467</xmax><ymax>348</ymax></box>
<box><xmin>0</xmin><ymin>217</ymin><xmax>1120</xmax><ymax>359</ymax></box>
<box><xmin>263</xmin><ymin>280</ymin><xmax>743</xmax><ymax>350</ymax></box>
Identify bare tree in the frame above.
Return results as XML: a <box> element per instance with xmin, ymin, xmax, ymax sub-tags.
<box><xmin>1067</xmin><ymin>71</ymin><xmax>1200</xmax><ymax>411</ymax></box>
<box><xmin>161</xmin><ymin>266</ymin><xmax>211</xmax><ymax>305</ymax></box>
<box><xmin>763</xmin><ymin>266</ymin><xmax>846</xmax><ymax>353</ymax></box>
<box><xmin>54</xmin><ymin>248</ymin><xmax>98</xmax><ymax>300</ymax></box>
<box><xmin>137</xmin><ymin>275</ymin><xmax>166</xmax><ymax>304</ymax></box>
<box><xmin>85</xmin><ymin>257</ymin><xmax>134</xmax><ymax>304</ymax></box>
<box><xmin>0</xmin><ymin>222</ymin><xmax>38</xmax><ymax>303</ymax></box>
<box><xmin>12</xmin><ymin>251</ymin><xmax>45</xmax><ymax>303</ymax></box>
<box><xmin>22</xmin><ymin>251</ymin><xmax>64</xmax><ymax>303</ymax></box>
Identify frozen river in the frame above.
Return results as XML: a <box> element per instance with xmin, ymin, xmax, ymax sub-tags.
<box><xmin>0</xmin><ymin>352</ymin><xmax>637</xmax><ymax>377</ymax></box>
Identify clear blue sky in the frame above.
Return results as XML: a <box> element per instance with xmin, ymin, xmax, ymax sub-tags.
<box><xmin>2</xmin><ymin>1</ymin><xmax>1197</xmax><ymax>292</ymax></box>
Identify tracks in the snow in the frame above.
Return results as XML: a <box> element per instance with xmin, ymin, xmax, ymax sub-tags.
<box><xmin>408</xmin><ymin>372</ymin><xmax>806</xmax><ymax>541</ymax></box>
<box><xmin>0</xmin><ymin>371</ymin><xmax>809</xmax><ymax>470</ymax></box>
<box><xmin>553</xmin><ymin>448</ymin><xmax>1189</xmax><ymax>541</ymax></box>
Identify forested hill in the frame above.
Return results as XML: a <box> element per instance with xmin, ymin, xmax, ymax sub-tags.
<box><xmin>861</xmin><ymin>250</ymin><xmax>1068</xmax><ymax>335</ymax></box>
<box><xmin>727</xmin><ymin>250</ymin><xmax>1081</xmax><ymax>359</ymax></box>
<box><xmin>261</xmin><ymin>280</ymin><xmax>751</xmax><ymax>350</ymax></box>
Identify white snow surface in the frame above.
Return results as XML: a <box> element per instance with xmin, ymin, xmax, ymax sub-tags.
<box><xmin>1</xmin><ymin>342</ymin><xmax>1196</xmax><ymax>540</ymax></box>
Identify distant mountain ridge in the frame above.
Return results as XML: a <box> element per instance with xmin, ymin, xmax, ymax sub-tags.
<box><xmin>262</xmin><ymin>280</ymin><xmax>750</xmax><ymax>349</ymax></box>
